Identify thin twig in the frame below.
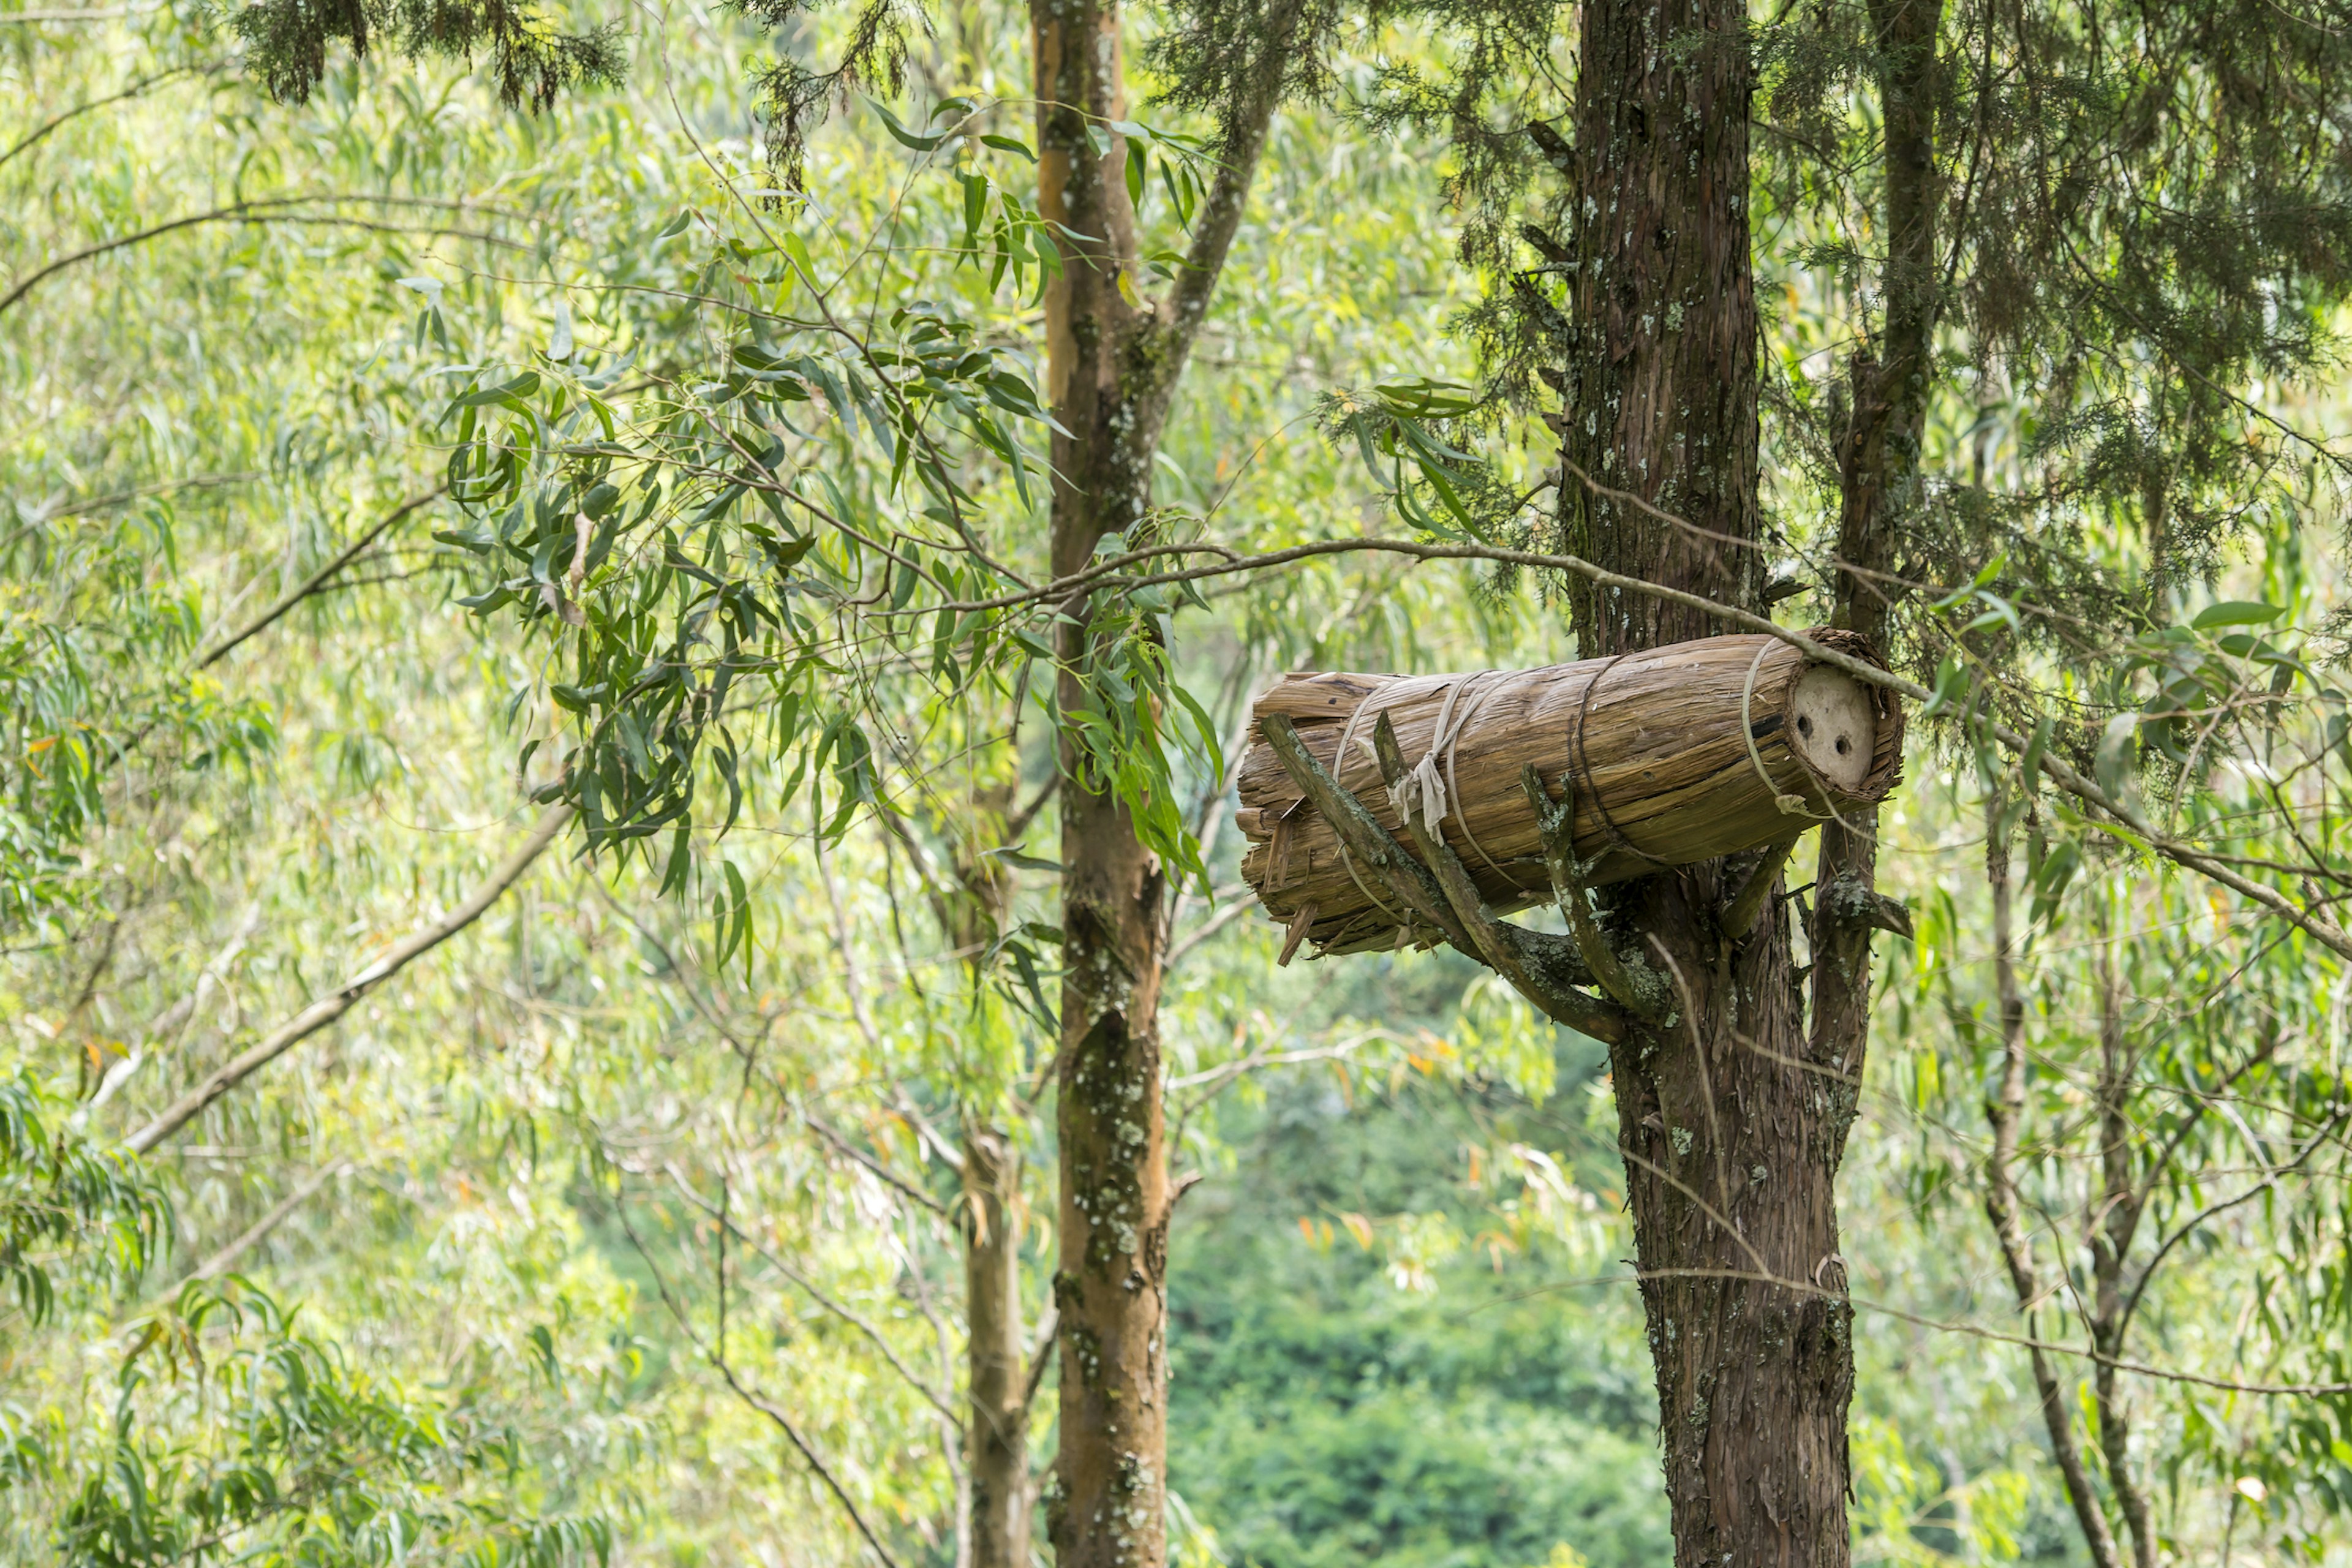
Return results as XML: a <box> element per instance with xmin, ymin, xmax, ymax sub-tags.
<box><xmin>665</xmin><ymin>1164</ymin><xmax>959</xmax><ymax>1425</ymax></box>
<box><xmin>2</xmin><ymin>200</ymin><xmax>516</xmax><ymax>315</ymax></box>
<box><xmin>1983</xmin><ymin>791</ymin><xmax>2125</xmax><ymax>1568</ymax></box>
<box><xmin>1479</xmin><ymin>1265</ymin><xmax>2352</xmax><ymax>1395</ymax></box>
<box><xmin>0</xmin><ymin>60</ymin><xmax>225</xmax><ymax>168</ymax></box>
<box><xmin>613</xmin><ymin>1183</ymin><xmax>905</xmax><ymax>1568</ymax></box>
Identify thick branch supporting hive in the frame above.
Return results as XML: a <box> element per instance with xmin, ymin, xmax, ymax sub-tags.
<box><xmin>1237</xmin><ymin>630</ymin><xmax>1904</xmax><ymax>957</ymax></box>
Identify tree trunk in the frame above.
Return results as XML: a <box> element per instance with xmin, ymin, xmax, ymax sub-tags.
<box><xmin>1557</xmin><ymin>2</ymin><xmax>1854</xmax><ymax>1561</ymax></box>
<box><xmin>1027</xmin><ymin>7</ymin><xmax>1308</xmax><ymax>1559</ymax></box>
<box><xmin>1036</xmin><ymin>8</ymin><xmax>1173</xmax><ymax>1564</ymax></box>
<box><xmin>1983</xmin><ymin>802</ymin><xmax>2127</xmax><ymax>1568</ymax></box>
<box><xmin>1811</xmin><ymin>0</ymin><xmax>1941</xmax><ymax>1156</ymax></box>
<box><xmin>2087</xmin><ymin>948</ymin><xmax>2158</xmax><ymax>1568</ymax></box>
<box><xmin>889</xmin><ymin>778</ymin><xmax>1047</xmax><ymax>1568</ymax></box>
<box><xmin>963</xmin><ymin>1126</ymin><xmax>1031</xmax><ymax>1568</ymax></box>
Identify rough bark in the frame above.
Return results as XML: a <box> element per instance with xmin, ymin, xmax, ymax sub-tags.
<box><xmin>1557</xmin><ymin>2</ymin><xmax>1853</xmax><ymax>1560</ymax></box>
<box><xmin>963</xmin><ymin>1127</ymin><xmax>1030</xmax><ymax>1568</ymax></box>
<box><xmin>1031</xmin><ymin>6</ymin><xmax>1294</xmax><ymax>1566</ymax></box>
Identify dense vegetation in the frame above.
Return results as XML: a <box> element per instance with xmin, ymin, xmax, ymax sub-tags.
<box><xmin>6</xmin><ymin>0</ymin><xmax>2352</xmax><ymax>1565</ymax></box>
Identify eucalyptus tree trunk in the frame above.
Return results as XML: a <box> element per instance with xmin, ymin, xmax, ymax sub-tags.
<box><xmin>1556</xmin><ymin>1</ymin><xmax>1854</xmax><ymax>1559</ymax></box>
<box><xmin>914</xmin><ymin>799</ymin><xmax>1038</xmax><ymax>1568</ymax></box>
<box><xmin>1036</xmin><ymin>13</ymin><xmax>1172</xmax><ymax>1564</ymax></box>
<box><xmin>962</xmin><ymin>1126</ymin><xmax>1030</xmax><ymax>1568</ymax></box>
<box><xmin>1030</xmin><ymin>6</ymin><xmax>1292</xmax><ymax>1566</ymax></box>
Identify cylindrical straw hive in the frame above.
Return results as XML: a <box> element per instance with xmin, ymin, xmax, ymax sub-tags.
<box><xmin>1236</xmin><ymin>630</ymin><xmax>1904</xmax><ymax>957</ymax></box>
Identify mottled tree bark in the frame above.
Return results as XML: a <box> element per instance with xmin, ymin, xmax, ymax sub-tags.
<box><xmin>1036</xmin><ymin>12</ymin><xmax>1170</xmax><ymax>1566</ymax></box>
<box><xmin>1556</xmin><ymin>2</ymin><xmax>1853</xmax><ymax>1560</ymax></box>
<box><xmin>1031</xmin><ymin>6</ymin><xmax>1294</xmax><ymax>1566</ymax></box>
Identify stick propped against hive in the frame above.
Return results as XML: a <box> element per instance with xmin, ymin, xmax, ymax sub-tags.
<box><xmin>1237</xmin><ymin>630</ymin><xmax>1904</xmax><ymax>957</ymax></box>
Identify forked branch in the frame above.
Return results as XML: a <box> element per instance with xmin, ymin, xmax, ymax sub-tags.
<box><xmin>1517</xmin><ymin>763</ymin><xmax>1664</xmax><ymax>1022</ymax></box>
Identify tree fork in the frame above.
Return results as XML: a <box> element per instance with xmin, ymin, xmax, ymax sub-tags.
<box><xmin>1032</xmin><ymin>3</ymin><xmax>1299</xmax><ymax>1563</ymax></box>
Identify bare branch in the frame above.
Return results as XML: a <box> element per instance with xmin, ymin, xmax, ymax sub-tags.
<box><xmin>614</xmin><ymin>1185</ymin><xmax>905</xmax><ymax>1568</ymax></box>
<box><xmin>1018</xmin><ymin>1305</ymin><xmax>1059</xmax><ymax>1416</ymax></box>
<box><xmin>2</xmin><ymin>197</ymin><xmax>519</xmax><ymax>315</ymax></box>
<box><xmin>183</xmin><ymin>1161</ymin><xmax>352</xmax><ymax>1283</ymax></box>
<box><xmin>1256</xmin><ymin>713</ymin><xmax>1469</xmax><ymax>950</ymax></box>
<box><xmin>194</xmin><ymin>484</ymin><xmax>450</xmax><ymax>668</ymax></box>
<box><xmin>124</xmin><ymin>807</ymin><xmax>571</xmax><ymax>1153</ymax></box>
<box><xmin>1</xmin><ymin>61</ymin><xmax>225</xmax><ymax>169</ymax></box>
<box><xmin>1518</xmin><ymin>763</ymin><xmax>1660</xmax><ymax>1020</ymax></box>
<box><xmin>1983</xmin><ymin>793</ymin><xmax>2126</xmax><ymax>1568</ymax></box>
<box><xmin>666</xmin><ymin>1166</ymin><xmax>960</xmax><ymax>1425</ymax></box>
<box><xmin>1721</xmin><ymin>832</ymin><xmax>1802</xmax><ymax>941</ymax></box>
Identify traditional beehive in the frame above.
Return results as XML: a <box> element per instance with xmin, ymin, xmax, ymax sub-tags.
<box><xmin>1237</xmin><ymin>630</ymin><xmax>1904</xmax><ymax>956</ymax></box>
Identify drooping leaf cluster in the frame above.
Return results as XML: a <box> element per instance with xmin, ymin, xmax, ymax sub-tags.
<box><xmin>733</xmin><ymin>0</ymin><xmax>926</xmax><ymax>182</ymax></box>
<box><xmin>419</xmin><ymin>117</ymin><xmax>1226</xmax><ymax>896</ymax></box>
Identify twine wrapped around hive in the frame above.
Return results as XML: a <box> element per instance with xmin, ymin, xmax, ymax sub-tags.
<box><xmin>1237</xmin><ymin>630</ymin><xmax>1905</xmax><ymax>958</ymax></box>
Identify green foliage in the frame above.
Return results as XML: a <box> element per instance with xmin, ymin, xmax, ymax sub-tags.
<box><xmin>1170</xmin><ymin>1050</ymin><xmax>1667</xmax><ymax>1568</ymax></box>
<box><xmin>0</xmin><ymin>1085</ymin><xmax>620</xmax><ymax>1566</ymax></box>
<box><xmin>47</xmin><ymin>1283</ymin><xmax>614</xmax><ymax>1568</ymax></box>
<box><xmin>14</xmin><ymin>2</ymin><xmax>2352</xmax><ymax>1565</ymax></box>
<box><xmin>0</xmin><ymin>505</ymin><xmax>276</xmax><ymax>925</ymax></box>
<box><xmin>231</xmin><ymin>0</ymin><xmax>625</xmax><ymax>111</ymax></box>
<box><xmin>415</xmin><ymin>96</ymin><xmax>1230</xmax><ymax>891</ymax></box>
<box><xmin>0</xmin><ymin>1074</ymin><xmax>165</xmax><ymax>1325</ymax></box>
